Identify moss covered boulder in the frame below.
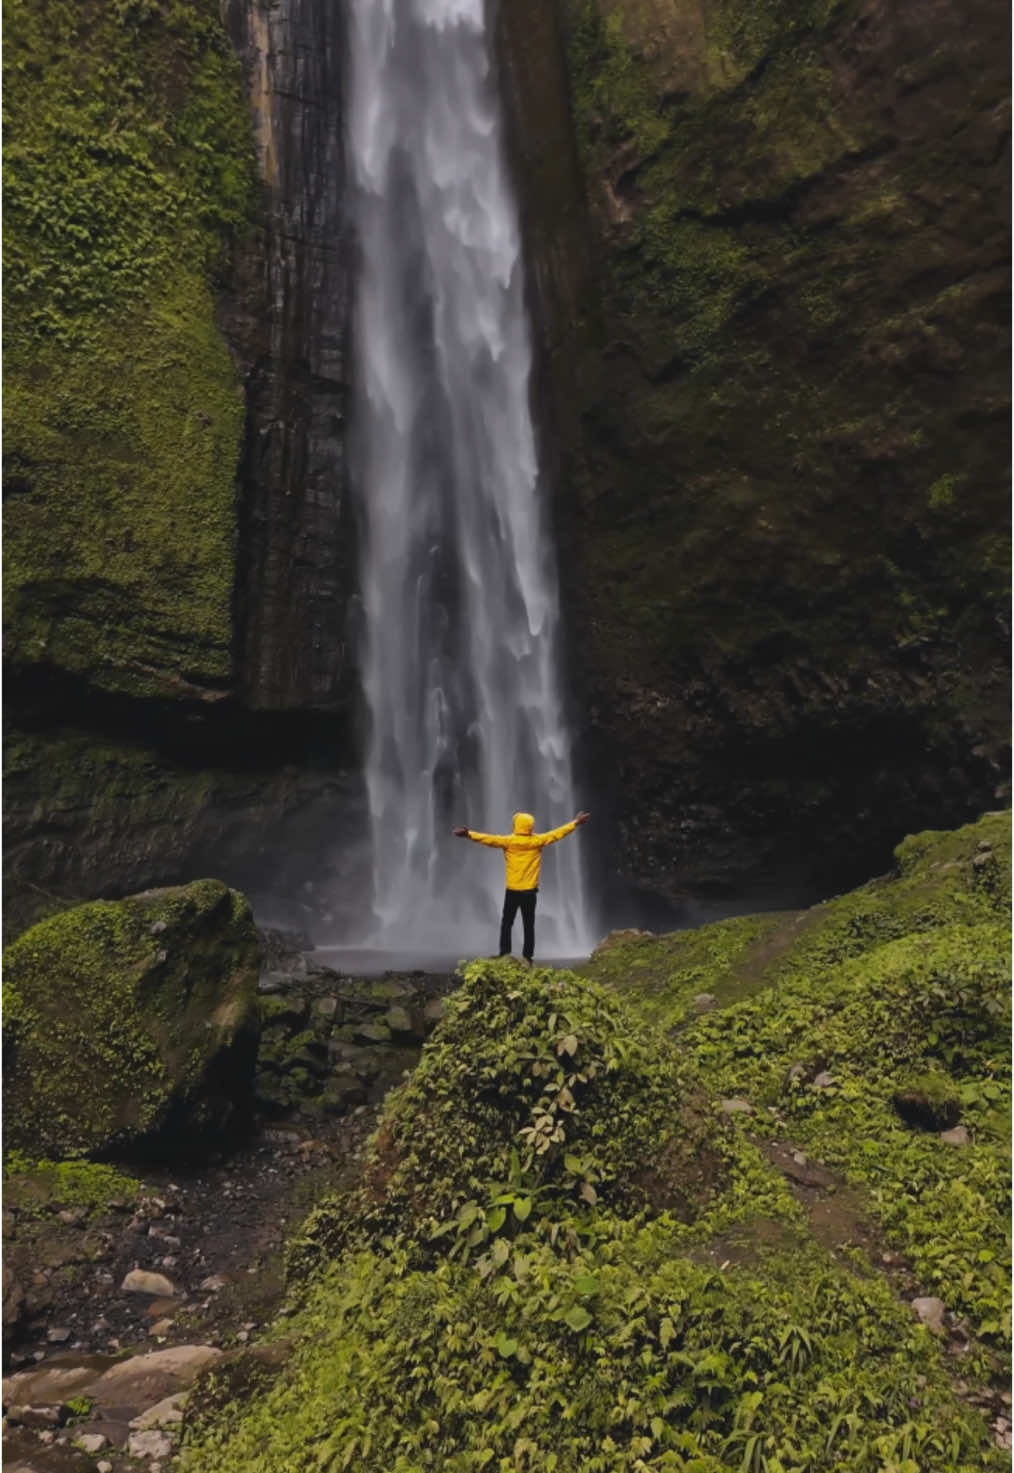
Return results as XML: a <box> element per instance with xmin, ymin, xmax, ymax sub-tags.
<box><xmin>3</xmin><ymin>880</ymin><xmax>261</xmax><ymax>1158</ymax></box>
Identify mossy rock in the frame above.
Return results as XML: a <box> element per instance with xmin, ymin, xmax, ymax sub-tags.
<box><xmin>893</xmin><ymin>1071</ymin><xmax>962</xmax><ymax>1131</ymax></box>
<box><xmin>3</xmin><ymin>880</ymin><xmax>261</xmax><ymax>1158</ymax></box>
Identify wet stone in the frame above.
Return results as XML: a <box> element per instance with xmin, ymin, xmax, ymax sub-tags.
<box><xmin>911</xmin><ymin>1296</ymin><xmax>947</xmax><ymax>1332</ymax></box>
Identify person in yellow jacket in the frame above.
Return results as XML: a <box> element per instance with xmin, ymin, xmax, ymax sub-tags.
<box><xmin>453</xmin><ymin>810</ymin><xmax>590</xmax><ymax>962</ymax></box>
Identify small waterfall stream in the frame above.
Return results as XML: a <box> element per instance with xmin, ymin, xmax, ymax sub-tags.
<box><xmin>346</xmin><ymin>0</ymin><xmax>592</xmax><ymax>956</ymax></box>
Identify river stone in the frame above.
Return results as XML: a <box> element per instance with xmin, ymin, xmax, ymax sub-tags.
<box><xmin>122</xmin><ymin>1270</ymin><xmax>176</xmax><ymax>1298</ymax></box>
<box><xmin>3</xmin><ymin>1355</ymin><xmax>117</xmax><ymax>1407</ymax></box>
<box><xmin>127</xmin><ymin>1428</ymin><xmax>173</xmax><ymax>1460</ymax></box>
<box><xmin>130</xmin><ymin>1392</ymin><xmax>187</xmax><ymax>1429</ymax></box>
<box><xmin>4</xmin><ymin>1261</ymin><xmax>26</xmax><ymax>1332</ymax></box>
<box><xmin>911</xmin><ymin>1296</ymin><xmax>947</xmax><ymax>1332</ymax></box>
<box><xmin>76</xmin><ymin>1434</ymin><xmax>109</xmax><ymax>1454</ymax></box>
<box><xmin>88</xmin><ymin>1345</ymin><xmax>222</xmax><ymax>1407</ymax></box>
<box><xmin>384</xmin><ymin>1005</ymin><xmax>415</xmax><ymax>1037</ymax></box>
<box><xmin>939</xmin><ymin>1125</ymin><xmax>970</xmax><ymax>1145</ymax></box>
<box><xmin>354</xmin><ymin>1020</ymin><xmax>391</xmax><ymax>1044</ymax></box>
<box><xmin>2</xmin><ymin>881</ymin><xmax>261</xmax><ymax>1158</ymax></box>
<box><xmin>423</xmin><ymin>996</ymin><xmax>445</xmax><ymax>1026</ymax></box>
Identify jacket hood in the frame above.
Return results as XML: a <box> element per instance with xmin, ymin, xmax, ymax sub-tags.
<box><xmin>513</xmin><ymin>812</ymin><xmax>535</xmax><ymax>835</ymax></box>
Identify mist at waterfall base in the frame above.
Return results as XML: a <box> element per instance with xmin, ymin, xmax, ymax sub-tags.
<box><xmin>329</xmin><ymin>0</ymin><xmax>595</xmax><ymax>962</ymax></box>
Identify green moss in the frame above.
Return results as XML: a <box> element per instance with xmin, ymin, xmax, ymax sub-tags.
<box><xmin>556</xmin><ymin>0</ymin><xmax>1009</xmax><ymax>797</ymax></box>
<box><xmin>3</xmin><ymin>0</ymin><xmax>257</xmax><ymax>697</ymax></box>
<box><xmin>3</xmin><ymin>1154</ymin><xmax>142</xmax><ymax>1215</ymax></box>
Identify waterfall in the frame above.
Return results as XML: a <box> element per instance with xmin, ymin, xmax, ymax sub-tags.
<box><xmin>346</xmin><ymin>0</ymin><xmax>592</xmax><ymax>957</ymax></box>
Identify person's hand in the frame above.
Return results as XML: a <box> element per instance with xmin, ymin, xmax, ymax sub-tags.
<box><xmin>575</xmin><ymin>811</ymin><xmax>591</xmax><ymax>826</ymax></box>
<box><xmin>453</xmin><ymin>826</ymin><xmax>469</xmax><ymax>838</ymax></box>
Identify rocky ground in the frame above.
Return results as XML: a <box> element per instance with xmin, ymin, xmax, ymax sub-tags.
<box><xmin>2</xmin><ymin>934</ymin><xmax>457</xmax><ymax>1473</ymax></box>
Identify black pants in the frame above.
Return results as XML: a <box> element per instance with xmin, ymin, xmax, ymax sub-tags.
<box><xmin>499</xmin><ymin>888</ymin><xmax>537</xmax><ymax>961</ymax></box>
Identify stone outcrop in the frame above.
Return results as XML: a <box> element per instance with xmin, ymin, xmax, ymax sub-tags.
<box><xmin>3</xmin><ymin>881</ymin><xmax>261</xmax><ymax>1158</ymax></box>
<box><xmin>499</xmin><ymin>0</ymin><xmax>1011</xmax><ymax>901</ymax></box>
<box><xmin>220</xmin><ymin>0</ymin><xmax>355</xmax><ymax>712</ymax></box>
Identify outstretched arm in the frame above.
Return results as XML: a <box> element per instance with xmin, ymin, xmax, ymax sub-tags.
<box><xmin>537</xmin><ymin>812</ymin><xmax>591</xmax><ymax>846</ymax></box>
<box><xmin>452</xmin><ymin>826</ymin><xmax>510</xmax><ymax>848</ymax></box>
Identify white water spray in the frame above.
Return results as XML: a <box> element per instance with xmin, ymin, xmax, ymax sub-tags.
<box><xmin>346</xmin><ymin>0</ymin><xmax>592</xmax><ymax>956</ymax></box>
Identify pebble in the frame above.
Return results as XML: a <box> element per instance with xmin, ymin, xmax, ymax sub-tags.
<box><xmin>130</xmin><ymin>1392</ymin><xmax>187</xmax><ymax>1429</ymax></box>
<box><xmin>128</xmin><ymin>1428</ymin><xmax>173</xmax><ymax>1459</ymax></box>
<box><xmin>57</xmin><ymin>1207</ymin><xmax>87</xmax><ymax>1226</ymax></box>
<box><xmin>911</xmin><ymin>1296</ymin><xmax>947</xmax><ymax>1332</ymax></box>
<box><xmin>98</xmin><ymin>1463</ymin><xmax>114</xmax><ymax>1473</ymax></box>
<box><xmin>78</xmin><ymin>1432</ymin><xmax>109</xmax><ymax>1453</ymax></box>
<box><xmin>150</xmin><ymin>1318</ymin><xmax>175</xmax><ymax>1336</ymax></box>
<box><xmin>46</xmin><ymin>1326</ymin><xmax>72</xmax><ymax>1343</ymax></box>
<box><xmin>939</xmin><ymin>1125</ymin><xmax>970</xmax><ymax>1146</ymax></box>
<box><xmin>719</xmin><ymin>1098</ymin><xmax>754</xmax><ymax>1115</ymax></box>
<box><xmin>791</xmin><ymin>1151</ymin><xmax>808</xmax><ymax>1166</ymax></box>
<box><xmin>200</xmin><ymin>1274</ymin><xmax>228</xmax><ymax>1292</ymax></box>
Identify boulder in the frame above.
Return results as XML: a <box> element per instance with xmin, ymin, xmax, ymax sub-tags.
<box><xmin>892</xmin><ymin>1072</ymin><xmax>961</xmax><ymax>1131</ymax></box>
<box><xmin>3</xmin><ymin>881</ymin><xmax>261</xmax><ymax>1158</ymax></box>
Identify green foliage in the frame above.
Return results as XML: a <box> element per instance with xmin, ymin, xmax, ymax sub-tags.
<box><xmin>289</xmin><ymin>960</ymin><xmax>727</xmax><ymax>1278</ymax></box>
<box><xmin>3</xmin><ymin>0</ymin><xmax>257</xmax><ymax>697</ymax></box>
<box><xmin>184</xmin><ymin>1218</ymin><xmax>999</xmax><ymax>1471</ymax></box>
<box><xmin>183</xmin><ymin>821</ymin><xmax>1010</xmax><ymax>1468</ymax></box>
<box><xmin>584</xmin><ymin>813</ymin><xmax>1012</xmax><ymax>1348</ymax></box>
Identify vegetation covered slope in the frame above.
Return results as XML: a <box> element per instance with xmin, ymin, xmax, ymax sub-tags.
<box><xmin>532</xmin><ymin>0</ymin><xmax>1011</xmax><ymax>896</ymax></box>
<box><xmin>181</xmin><ymin>812</ymin><xmax>1010</xmax><ymax>1472</ymax></box>
<box><xmin>3</xmin><ymin>0</ymin><xmax>256</xmax><ymax>701</ymax></box>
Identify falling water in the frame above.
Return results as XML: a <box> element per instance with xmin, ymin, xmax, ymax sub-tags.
<box><xmin>346</xmin><ymin>0</ymin><xmax>592</xmax><ymax>956</ymax></box>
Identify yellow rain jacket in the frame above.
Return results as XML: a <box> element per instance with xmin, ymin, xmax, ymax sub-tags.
<box><xmin>465</xmin><ymin>812</ymin><xmax>578</xmax><ymax>891</ymax></box>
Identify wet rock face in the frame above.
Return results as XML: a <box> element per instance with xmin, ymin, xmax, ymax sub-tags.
<box><xmin>499</xmin><ymin>0</ymin><xmax>1011</xmax><ymax>901</ymax></box>
<box><xmin>220</xmin><ymin>0</ymin><xmax>355</xmax><ymax>712</ymax></box>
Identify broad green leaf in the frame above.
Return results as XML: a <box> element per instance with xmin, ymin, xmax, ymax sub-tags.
<box><xmin>564</xmin><ymin>1304</ymin><xmax>593</xmax><ymax>1332</ymax></box>
<box><xmin>513</xmin><ymin>1196</ymin><xmax>533</xmax><ymax>1221</ymax></box>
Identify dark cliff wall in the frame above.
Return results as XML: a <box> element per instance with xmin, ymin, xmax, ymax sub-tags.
<box><xmin>499</xmin><ymin>0</ymin><xmax>1011</xmax><ymax>903</ymax></box>
<box><xmin>220</xmin><ymin>0</ymin><xmax>354</xmax><ymax>712</ymax></box>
